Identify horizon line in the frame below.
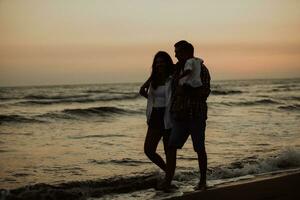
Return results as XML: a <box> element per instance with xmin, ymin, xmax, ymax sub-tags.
<box><xmin>1</xmin><ymin>77</ymin><xmax>299</xmax><ymax>88</ymax></box>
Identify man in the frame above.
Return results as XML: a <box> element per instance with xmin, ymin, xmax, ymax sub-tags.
<box><xmin>163</xmin><ymin>40</ymin><xmax>211</xmax><ymax>191</ymax></box>
<box><xmin>139</xmin><ymin>40</ymin><xmax>211</xmax><ymax>191</ymax></box>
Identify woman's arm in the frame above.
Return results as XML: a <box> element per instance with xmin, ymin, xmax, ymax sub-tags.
<box><xmin>139</xmin><ymin>76</ymin><xmax>151</xmax><ymax>98</ymax></box>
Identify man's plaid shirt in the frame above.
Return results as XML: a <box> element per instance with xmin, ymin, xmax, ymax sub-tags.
<box><xmin>170</xmin><ymin>62</ymin><xmax>211</xmax><ymax>120</ymax></box>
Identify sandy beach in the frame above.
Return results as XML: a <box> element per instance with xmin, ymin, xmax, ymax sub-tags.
<box><xmin>166</xmin><ymin>170</ymin><xmax>300</xmax><ymax>200</ymax></box>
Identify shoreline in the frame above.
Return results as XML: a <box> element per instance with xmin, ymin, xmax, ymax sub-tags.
<box><xmin>1</xmin><ymin>168</ymin><xmax>300</xmax><ymax>199</ymax></box>
<box><xmin>166</xmin><ymin>168</ymin><xmax>300</xmax><ymax>200</ymax></box>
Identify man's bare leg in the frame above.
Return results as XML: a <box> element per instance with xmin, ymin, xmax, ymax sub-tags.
<box><xmin>195</xmin><ymin>147</ymin><xmax>207</xmax><ymax>190</ymax></box>
<box><xmin>157</xmin><ymin>147</ymin><xmax>177</xmax><ymax>190</ymax></box>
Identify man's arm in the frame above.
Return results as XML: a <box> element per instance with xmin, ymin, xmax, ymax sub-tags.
<box><xmin>198</xmin><ymin>64</ymin><xmax>211</xmax><ymax>99</ymax></box>
<box><xmin>176</xmin><ymin>69</ymin><xmax>192</xmax><ymax>80</ymax></box>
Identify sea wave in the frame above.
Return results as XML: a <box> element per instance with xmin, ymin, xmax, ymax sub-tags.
<box><xmin>86</xmin><ymin>90</ymin><xmax>136</xmax><ymax>95</ymax></box>
<box><xmin>278</xmin><ymin>104</ymin><xmax>300</xmax><ymax>111</ymax></box>
<box><xmin>2</xmin><ymin>148</ymin><xmax>299</xmax><ymax>199</ymax></box>
<box><xmin>242</xmin><ymin>99</ymin><xmax>280</xmax><ymax>105</ymax></box>
<box><xmin>89</xmin><ymin>158</ymin><xmax>151</xmax><ymax>166</ymax></box>
<box><xmin>269</xmin><ymin>84</ymin><xmax>300</xmax><ymax>92</ymax></box>
<box><xmin>18</xmin><ymin>93</ymin><xmax>140</xmax><ymax>105</ymax></box>
<box><xmin>221</xmin><ymin>99</ymin><xmax>281</xmax><ymax>106</ymax></box>
<box><xmin>1</xmin><ymin>173</ymin><xmax>160</xmax><ymax>200</ymax></box>
<box><xmin>279</xmin><ymin>96</ymin><xmax>300</xmax><ymax>101</ymax></box>
<box><xmin>85</xmin><ymin>89</ymin><xmax>111</xmax><ymax>93</ymax></box>
<box><xmin>0</xmin><ymin>97</ymin><xmax>18</xmax><ymax>100</ymax></box>
<box><xmin>0</xmin><ymin>106</ymin><xmax>141</xmax><ymax>124</ymax></box>
<box><xmin>69</xmin><ymin>134</ymin><xmax>126</xmax><ymax>139</ymax></box>
<box><xmin>0</xmin><ymin>115</ymin><xmax>45</xmax><ymax>124</ymax></box>
<box><xmin>211</xmin><ymin>90</ymin><xmax>243</xmax><ymax>95</ymax></box>
<box><xmin>171</xmin><ymin>148</ymin><xmax>300</xmax><ymax>183</ymax></box>
<box><xmin>62</xmin><ymin>106</ymin><xmax>139</xmax><ymax>117</ymax></box>
<box><xmin>275</xmin><ymin>84</ymin><xmax>299</xmax><ymax>89</ymax></box>
<box><xmin>209</xmin><ymin>148</ymin><xmax>300</xmax><ymax>179</ymax></box>
<box><xmin>24</xmin><ymin>94</ymin><xmax>90</xmax><ymax>100</ymax></box>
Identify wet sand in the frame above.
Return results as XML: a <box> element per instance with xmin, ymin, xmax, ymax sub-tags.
<box><xmin>166</xmin><ymin>170</ymin><xmax>300</xmax><ymax>200</ymax></box>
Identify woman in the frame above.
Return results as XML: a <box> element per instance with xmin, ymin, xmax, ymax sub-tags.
<box><xmin>140</xmin><ymin>51</ymin><xmax>174</xmax><ymax>173</ymax></box>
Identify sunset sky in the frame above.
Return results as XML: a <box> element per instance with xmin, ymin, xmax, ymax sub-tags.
<box><xmin>0</xmin><ymin>0</ymin><xmax>299</xmax><ymax>86</ymax></box>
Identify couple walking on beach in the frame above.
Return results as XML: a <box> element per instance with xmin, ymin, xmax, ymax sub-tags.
<box><xmin>140</xmin><ymin>40</ymin><xmax>211</xmax><ymax>191</ymax></box>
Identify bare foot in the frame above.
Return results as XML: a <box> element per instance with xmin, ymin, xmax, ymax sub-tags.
<box><xmin>156</xmin><ymin>181</ymin><xmax>178</xmax><ymax>192</ymax></box>
<box><xmin>194</xmin><ymin>182</ymin><xmax>207</xmax><ymax>191</ymax></box>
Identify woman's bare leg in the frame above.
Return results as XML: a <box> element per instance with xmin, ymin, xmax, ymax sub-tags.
<box><xmin>144</xmin><ymin>128</ymin><xmax>167</xmax><ymax>172</ymax></box>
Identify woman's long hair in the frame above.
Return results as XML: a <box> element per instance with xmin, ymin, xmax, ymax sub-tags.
<box><xmin>150</xmin><ymin>51</ymin><xmax>174</xmax><ymax>89</ymax></box>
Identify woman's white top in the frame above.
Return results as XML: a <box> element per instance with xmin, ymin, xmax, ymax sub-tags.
<box><xmin>146</xmin><ymin>78</ymin><xmax>172</xmax><ymax>129</ymax></box>
<box><xmin>151</xmin><ymin>85</ymin><xmax>166</xmax><ymax>107</ymax></box>
<box><xmin>179</xmin><ymin>57</ymin><xmax>203</xmax><ymax>88</ymax></box>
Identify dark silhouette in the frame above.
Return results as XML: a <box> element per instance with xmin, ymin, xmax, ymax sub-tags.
<box><xmin>164</xmin><ymin>40</ymin><xmax>211</xmax><ymax>191</ymax></box>
<box><xmin>140</xmin><ymin>51</ymin><xmax>174</xmax><ymax>174</ymax></box>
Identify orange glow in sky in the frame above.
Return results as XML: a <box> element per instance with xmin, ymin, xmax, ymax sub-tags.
<box><xmin>0</xmin><ymin>0</ymin><xmax>299</xmax><ymax>86</ymax></box>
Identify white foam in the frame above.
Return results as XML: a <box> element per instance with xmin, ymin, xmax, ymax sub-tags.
<box><xmin>210</xmin><ymin>147</ymin><xmax>300</xmax><ymax>180</ymax></box>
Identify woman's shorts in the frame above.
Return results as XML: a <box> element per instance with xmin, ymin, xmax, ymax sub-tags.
<box><xmin>148</xmin><ymin>107</ymin><xmax>165</xmax><ymax>130</ymax></box>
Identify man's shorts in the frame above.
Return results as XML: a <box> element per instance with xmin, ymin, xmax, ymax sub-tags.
<box><xmin>168</xmin><ymin>118</ymin><xmax>206</xmax><ymax>152</ymax></box>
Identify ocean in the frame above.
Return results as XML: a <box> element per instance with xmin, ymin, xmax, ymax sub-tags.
<box><xmin>0</xmin><ymin>78</ymin><xmax>299</xmax><ymax>199</ymax></box>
